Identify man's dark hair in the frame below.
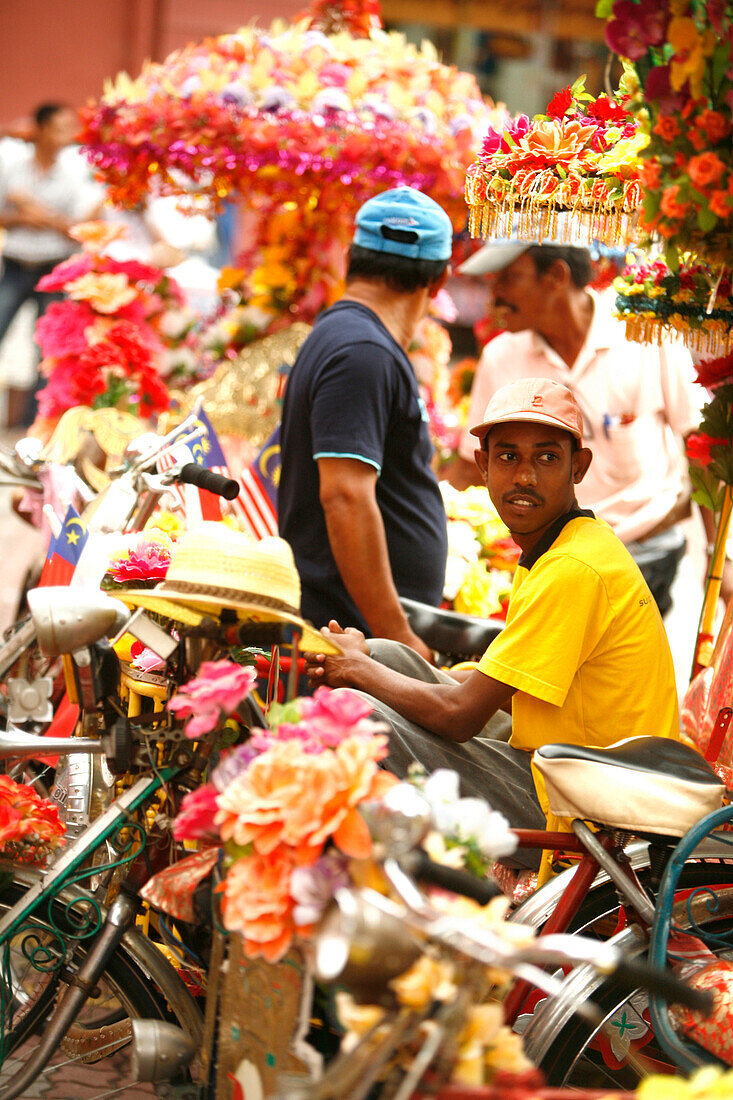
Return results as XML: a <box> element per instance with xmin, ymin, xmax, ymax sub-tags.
<box><xmin>524</xmin><ymin>244</ymin><xmax>593</xmax><ymax>289</ymax></box>
<box><xmin>481</xmin><ymin>425</ymin><xmax>580</xmax><ymax>453</ymax></box>
<box><xmin>34</xmin><ymin>103</ymin><xmax>70</xmax><ymax>128</ymax></box>
<box><xmin>346</xmin><ymin>243</ymin><xmax>448</xmax><ymax>293</ymax></box>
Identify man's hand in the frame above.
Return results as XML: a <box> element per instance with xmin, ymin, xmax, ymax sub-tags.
<box><xmin>305</xmin><ymin>620</ymin><xmax>370</xmax><ymax>690</ymax></box>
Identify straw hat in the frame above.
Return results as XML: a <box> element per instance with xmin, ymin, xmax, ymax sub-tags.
<box><xmin>117</xmin><ymin>524</ymin><xmax>341</xmax><ymax>654</ymax></box>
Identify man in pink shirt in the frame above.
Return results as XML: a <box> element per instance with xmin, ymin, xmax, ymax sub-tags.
<box><xmin>450</xmin><ymin>236</ymin><xmax>709</xmax><ymax>615</ymax></box>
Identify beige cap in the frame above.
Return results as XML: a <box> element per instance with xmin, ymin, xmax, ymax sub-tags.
<box><xmin>470</xmin><ymin>377</ymin><xmax>584</xmax><ymax>446</ymax></box>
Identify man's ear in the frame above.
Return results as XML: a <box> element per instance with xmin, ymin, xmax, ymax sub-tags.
<box><xmin>572</xmin><ymin>446</ymin><xmax>592</xmax><ymax>484</ymax></box>
<box><xmin>474</xmin><ymin>447</ymin><xmax>488</xmax><ymax>478</ymax></box>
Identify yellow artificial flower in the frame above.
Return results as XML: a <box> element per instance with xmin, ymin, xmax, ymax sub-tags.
<box><xmin>65</xmin><ymin>272</ymin><xmax>137</xmax><ymax>314</ymax></box>
<box><xmin>389</xmin><ymin>955</ymin><xmax>457</xmax><ymax>1010</ymax></box>
<box><xmin>455</xmin><ymin>561</ymin><xmax>512</xmax><ymax>618</ymax></box>
<box><xmin>217</xmin><ymin>266</ymin><xmax>246</xmax><ymax>292</ymax></box>
<box><xmin>668</xmin><ymin>18</ymin><xmax>716</xmax><ymax>99</ymax></box>
<box><xmin>144</xmin><ymin>510</ymin><xmax>185</xmax><ymax>538</ymax></box>
<box><xmin>596</xmin><ymin>132</ymin><xmax>649</xmax><ymax>176</ymax></box>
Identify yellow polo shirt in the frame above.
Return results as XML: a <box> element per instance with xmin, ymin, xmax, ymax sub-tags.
<box><xmin>477</xmin><ymin>516</ymin><xmax>679</xmax><ymax>752</ymax></box>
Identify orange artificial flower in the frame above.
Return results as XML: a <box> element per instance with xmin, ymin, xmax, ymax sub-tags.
<box><xmin>519</xmin><ymin>119</ymin><xmax>597</xmax><ymax>165</ymax></box>
<box><xmin>660</xmin><ymin>184</ymin><xmax>689</xmax><ymax>221</ymax></box>
<box><xmin>653</xmin><ymin>115</ymin><xmax>681</xmax><ymax>142</ymax></box>
<box><xmin>639</xmin><ymin>161</ymin><xmax>662</xmax><ymax>190</ymax></box>
<box><xmin>696</xmin><ymin>110</ymin><xmax>730</xmax><ymax>145</ymax></box>
<box><xmin>69</xmin><ymin>220</ymin><xmax>127</xmax><ymax>253</ymax></box>
<box><xmin>65</xmin><ymin>272</ymin><xmax>138</xmax><ymax>314</ymax></box>
<box><xmin>688</xmin><ymin>153</ymin><xmax>726</xmax><ymax>190</ymax></box>
<box><xmin>709</xmin><ymin>190</ymin><xmax>732</xmax><ymax>220</ymax></box>
<box><xmin>215</xmin><ymin>734</ymin><xmax>391</xmax><ymax>864</ymax></box>
<box><xmin>220</xmin><ymin>847</ymin><xmax>296</xmax><ymax>961</ymax></box>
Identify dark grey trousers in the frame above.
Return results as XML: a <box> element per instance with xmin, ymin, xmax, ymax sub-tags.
<box><xmin>362</xmin><ymin>640</ymin><xmax>546</xmax><ymax>869</ymax></box>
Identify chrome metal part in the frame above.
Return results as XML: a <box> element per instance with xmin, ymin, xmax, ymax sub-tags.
<box><xmin>27</xmin><ymin>587</ymin><xmax>129</xmax><ymax>658</ymax></box>
<box><xmin>131</xmin><ymin>1020</ymin><xmax>196</xmax><ymax>1082</ymax></box>
<box><xmin>570</xmin><ymin>821</ymin><xmax>656</xmax><ymax>924</ymax></box>
<box><xmin>6</xmin><ymin>677</ymin><xmax>53</xmax><ymax>723</ymax></box>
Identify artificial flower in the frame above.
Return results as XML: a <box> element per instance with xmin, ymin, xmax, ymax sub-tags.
<box><xmin>545</xmin><ymin>86</ymin><xmax>572</xmax><ymax>119</ymax></box>
<box><xmin>108</xmin><ymin>536</ymin><xmax>172</xmax><ymax>582</ymax></box>
<box><xmin>69</xmin><ymin>220</ymin><xmax>127</xmax><ymax>252</ymax></box>
<box><xmin>290</xmin><ymin>850</ymin><xmax>350</xmax><ymax>926</ymax></box>
<box><xmin>65</xmin><ymin>271</ymin><xmax>138</xmax><ymax>314</ymax></box>
<box><xmin>35</xmin><ymin>299</ymin><xmax>97</xmax><ymax>358</ymax></box>
<box><xmin>167</xmin><ymin>660</ymin><xmax>257</xmax><ymax>739</ymax></box>
<box><xmin>686</xmin><ymin>433</ymin><xmax>729</xmax><ymax>467</ymax></box>
<box><xmin>172</xmin><ymin>784</ymin><xmax>221</xmax><ymax>841</ymax></box>
<box><xmin>220</xmin><ymin>847</ymin><xmax>296</xmax><ymax>962</ymax></box>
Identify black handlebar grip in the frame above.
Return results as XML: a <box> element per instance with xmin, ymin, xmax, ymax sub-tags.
<box><xmin>405</xmin><ymin>849</ymin><xmax>503</xmax><ymax>905</ymax></box>
<box><xmin>614</xmin><ymin>958</ymin><xmax>714</xmax><ymax>1016</ymax></box>
<box><xmin>178</xmin><ymin>463</ymin><xmax>240</xmax><ymax>500</ymax></box>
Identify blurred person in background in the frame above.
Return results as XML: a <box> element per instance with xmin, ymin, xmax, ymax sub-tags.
<box><xmin>448</xmin><ymin>235</ymin><xmax>723</xmax><ymax>617</ymax></box>
<box><xmin>0</xmin><ymin>103</ymin><xmax>103</xmax><ymax>425</ymax></box>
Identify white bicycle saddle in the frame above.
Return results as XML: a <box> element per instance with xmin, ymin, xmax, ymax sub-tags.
<box><xmin>533</xmin><ymin>736</ymin><xmax>726</xmax><ymax>837</ymax></box>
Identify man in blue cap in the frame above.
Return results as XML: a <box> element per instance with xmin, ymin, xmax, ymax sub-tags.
<box><xmin>279</xmin><ymin>187</ymin><xmax>452</xmax><ymax>659</ymax></box>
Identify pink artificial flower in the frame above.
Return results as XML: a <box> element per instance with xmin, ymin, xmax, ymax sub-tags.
<box><xmin>480</xmin><ymin>114</ymin><xmax>530</xmax><ymax>157</ymax></box>
<box><xmin>299</xmin><ymin>687</ymin><xmax>386</xmax><ymax>747</ymax></box>
<box><xmin>35</xmin><ymin>300</ymin><xmax>96</xmax><ymax>358</ymax></box>
<box><xmin>168</xmin><ymin>660</ymin><xmax>257</xmax><ymax>739</ymax></box>
<box><xmin>172</xmin><ymin>784</ymin><xmax>221</xmax><ymax>840</ymax></box>
<box><xmin>36</xmin><ymin>254</ymin><xmax>93</xmax><ymax>292</ymax></box>
<box><xmin>105</xmin><ymin>258</ymin><xmax>165</xmax><ymax>284</ymax></box>
<box><xmin>109</xmin><ymin>539</ymin><xmax>172</xmax><ymax>582</ymax></box>
<box><xmin>36</xmin><ymin>357</ymin><xmax>80</xmax><ymax>419</ymax></box>
<box><xmin>131</xmin><ymin>645</ymin><xmax>166</xmax><ymax>673</ymax></box>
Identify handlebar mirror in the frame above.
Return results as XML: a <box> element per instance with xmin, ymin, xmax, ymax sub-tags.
<box><xmin>359</xmin><ymin>782</ymin><xmax>433</xmax><ymax>858</ymax></box>
<box><xmin>27</xmin><ymin>587</ymin><xmax>131</xmax><ymax>658</ymax></box>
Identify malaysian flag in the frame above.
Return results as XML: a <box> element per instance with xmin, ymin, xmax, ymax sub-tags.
<box><xmin>157</xmin><ymin>408</ymin><xmax>231</xmax><ymax>524</ymax></box>
<box><xmin>232</xmin><ymin>426</ymin><xmax>280</xmax><ymax>539</ymax></box>
<box><xmin>38</xmin><ymin>505</ymin><xmax>89</xmax><ymax>587</ymax></box>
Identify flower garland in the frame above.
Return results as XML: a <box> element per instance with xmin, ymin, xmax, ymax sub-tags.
<box><xmin>601</xmin><ymin>0</ymin><xmax>733</xmax><ymax>270</ymax></box>
<box><xmin>81</xmin><ymin>15</ymin><xmax>490</xmax><ymax>220</ymax></box>
<box><xmin>613</xmin><ymin>255</ymin><xmax>733</xmax><ymax>356</ymax></box>
<box><xmin>465</xmin><ymin>73</ymin><xmax>646</xmax><ymax>247</ymax></box>
<box><xmin>34</xmin><ymin>224</ymin><xmax>187</xmax><ymax>431</ymax></box>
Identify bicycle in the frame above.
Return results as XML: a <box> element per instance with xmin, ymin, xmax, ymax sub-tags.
<box><xmin>264</xmin><ymin>781</ymin><xmax>714</xmax><ymax>1100</ymax></box>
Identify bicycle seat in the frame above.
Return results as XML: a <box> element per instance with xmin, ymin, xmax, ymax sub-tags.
<box><xmin>400</xmin><ymin>597</ymin><xmax>503</xmax><ymax>661</ymax></box>
<box><xmin>533</xmin><ymin>737</ymin><xmax>726</xmax><ymax>837</ymax></box>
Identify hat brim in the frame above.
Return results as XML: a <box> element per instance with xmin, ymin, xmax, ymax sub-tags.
<box><xmin>116</xmin><ymin>586</ymin><xmax>342</xmax><ymax>655</ymax></box>
<box><xmin>469</xmin><ymin>410</ymin><xmax>583</xmax><ymax>445</ymax></box>
<box><xmin>457</xmin><ymin>241</ymin><xmax>532</xmax><ymax>276</ymax></box>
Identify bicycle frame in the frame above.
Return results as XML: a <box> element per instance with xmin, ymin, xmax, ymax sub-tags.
<box><xmin>502</xmin><ymin>823</ymin><xmax>733</xmax><ymax>1028</ymax></box>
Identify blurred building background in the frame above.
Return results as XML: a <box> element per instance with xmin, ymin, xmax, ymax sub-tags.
<box><xmin>1</xmin><ymin>0</ymin><xmax>607</xmax><ymax>128</ymax></box>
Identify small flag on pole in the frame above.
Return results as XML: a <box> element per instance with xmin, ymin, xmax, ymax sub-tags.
<box><xmin>38</xmin><ymin>505</ymin><xmax>89</xmax><ymax>587</ymax></box>
<box><xmin>232</xmin><ymin>426</ymin><xmax>280</xmax><ymax>539</ymax></box>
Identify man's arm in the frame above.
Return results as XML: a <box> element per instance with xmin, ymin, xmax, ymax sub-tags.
<box><xmin>318</xmin><ymin>456</ymin><xmax>433</xmax><ymax>660</ymax></box>
<box><xmin>307</xmin><ymin>624</ymin><xmax>514</xmax><ymax>741</ymax></box>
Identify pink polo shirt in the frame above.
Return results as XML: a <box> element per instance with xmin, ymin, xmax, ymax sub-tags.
<box><xmin>458</xmin><ymin>289</ymin><xmax>702</xmax><ymax>543</ymax></box>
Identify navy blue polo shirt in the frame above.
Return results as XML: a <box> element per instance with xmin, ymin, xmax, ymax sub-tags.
<box><xmin>278</xmin><ymin>300</ymin><xmax>448</xmax><ymax>633</ymax></box>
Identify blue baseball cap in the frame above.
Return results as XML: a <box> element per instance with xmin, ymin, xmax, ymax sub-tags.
<box><xmin>353</xmin><ymin>187</ymin><xmax>453</xmax><ymax>261</ymax></box>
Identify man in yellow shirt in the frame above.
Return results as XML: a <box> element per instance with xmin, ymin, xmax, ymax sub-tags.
<box><xmin>305</xmin><ymin>378</ymin><xmax>679</xmax><ymax>857</ymax></box>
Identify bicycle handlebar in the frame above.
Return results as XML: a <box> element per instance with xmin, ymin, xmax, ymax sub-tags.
<box><xmin>613</xmin><ymin>957</ymin><xmax>713</xmax><ymax>1016</ymax></box>
<box><xmin>177</xmin><ymin>463</ymin><xmax>240</xmax><ymax>500</ymax></box>
<box><xmin>403</xmin><ymin>849</ymin><xmax>503</xmax><ymax>905</ymax></box>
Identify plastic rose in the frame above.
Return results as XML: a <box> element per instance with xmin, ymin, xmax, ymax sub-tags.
<box><xmin>108</xmin><ymin>536</ymin><xmax>172</xmax><ymax>583</ymax></box>
<box><xmin>35</xmin><ymin>300</ymin><xmax>97</xmax><ymax>358</ymax></box>
<box><xmin>167</xmin><ymin>660</ymin><xmax>257</xmax><ymax>739</ymax></box>
<box><xmin>172</xmin><ymin>784</ymin><xmax>220</xmax><ymax>841</ymax></box>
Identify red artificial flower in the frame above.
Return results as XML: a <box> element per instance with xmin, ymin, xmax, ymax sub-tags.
<box><xmin>653</xmin><ymin>115</ymin><xmax>681</xmax><ymax>142</ymax></box>
<box><xmin>660</xmin><ymin>184</ymin><xmax>689</xmax><ymax>221</ymax></box>
<box><xmin>546</xmin><ymin>86</ymin><xmax>572</xmax><ymax>119</ymax></box>
<box><xmin>695</xmin><ymin>353</ymin><xmax>733</xmax><ymax>389</ymax></box>
<box><xmin>590</xmin><ymin>95</ymin><xmax>628</xmax><ymax>124</ymax></box>
<box><xmin>606</xmin><ymin>0</ymin><xmax>667</xmax><ymax>61</ymax></box>
<box><xmin>696</xmin><ymin>110</ymin><xmax>731</xmax><ymax>145</ymax></box>
<box><xmin>35</xmin><ymin>300</ymin><xmax>96</xmax><ymax>358</ymax></box>
<box><xmin>688</xmin><ymin>153</ymin><xmax>726</xmax><ymax>190</ymax></box>
<box><xmin>639</xmin><ymin>161</ymin><xmax>662</xmax><ymax>190</ymax></box>
<box><xmin>686</xmin><ymin>433</ymin><xmax>729</xmax><ymax>466</ymax></box>
<box><xmin>709</xmin><ymin>190</ymin><xmax>733</xmax><ymax>220</ymax></box>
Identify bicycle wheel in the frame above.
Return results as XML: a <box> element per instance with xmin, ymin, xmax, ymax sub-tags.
<box><xmin>0</xmin><ymin>870</ymin><xmax>203</xmax><ymax>1099</ymax></box>
<box><xmin>521</xmin><ymin>862</ymin><xmax>733</xmax><ymax>1088</ymax></box>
